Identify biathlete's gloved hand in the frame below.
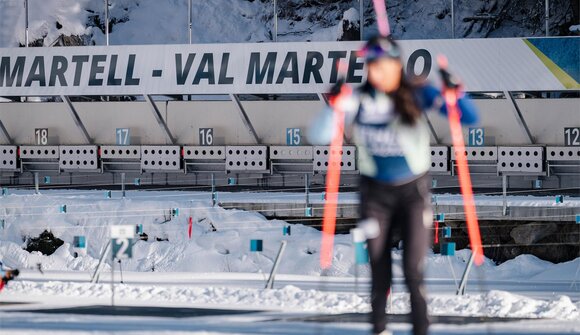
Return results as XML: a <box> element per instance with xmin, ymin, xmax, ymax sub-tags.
<box><xmin>437</xmin><ymin>55</ymin><xmax>463</xmax><ymax>91</ymax></box>
<box><xmin>439</xmin><ymin>67</ymin><xmax>462</xmax><ymax>90</ymax></box>
<box><xmin>2</xmin><ymin>269</ymin><xmax>19</xmax><ymax>283</ymax></box>
<box><xmin>358</xmin><ymin>218</ymin><xmax>380</xmax><ymax>240</ymax></box>
<box><xmin>327</xmin><ymin>78</ymin><xmax>347</xmax><ymax>107</ymax></box>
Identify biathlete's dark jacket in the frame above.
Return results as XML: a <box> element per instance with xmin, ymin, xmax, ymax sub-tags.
<box><xmin>310</xmin><ymin>82</ymin><xmax>479</xmax><ymax>184</ymax></box>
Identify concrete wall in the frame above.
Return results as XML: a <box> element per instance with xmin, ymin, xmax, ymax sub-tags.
<box><xmin>517</xmin><ymin>98</ymin><xmax>580</xmax><ymax>145</ymax></box>
<box><xmin>0</xmin><ymin>97</ymin><xmax>577</xmax><ymax>146</ymax></box>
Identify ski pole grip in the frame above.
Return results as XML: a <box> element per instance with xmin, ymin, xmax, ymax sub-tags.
<box><xmin>437</xmin><ymin>55</ymin><xmax>461</xmax><ymax>89</ymax></box>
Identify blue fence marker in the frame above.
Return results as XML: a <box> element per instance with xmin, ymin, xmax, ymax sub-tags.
<box><xmin>321</xmin><ymin>192</ymin><xmax>326</xmax><ymax>200</ymax></box>
<box><xmin>436</xmin><ymin>213</ymin><xmax>445</xmax><ymax>222</ymax></box>
<box><xmin>441</xmin><ymin>242</ymin><xmax>456</xmax><ymax>256</ymax></box>
<box><xmin>105</xmin><ymin>190</ymin><xmax>112</xmax><ymax>199</ymax></box>
<box><xmin>228</xmin><ymin>178</ymin><xmax>236</xmax><ymax>185</ymax></box>
<box><xmin>283</xmin><ymin>226</ymin><xmax>291</xmax><ymax>236</ymax></box>
<box><xmin>136</xmin><ymin>224</ymin><xmax>144</xmax><ymax>234</ymax></box>
<box><xmin>1</xmin><ymin>188</ymin><xmax>7</xmax><ymax>196</ymax></box>
<box><xmin>134</xmin><ymin>178</ymin><xmax>141</xmax><ymax>186</ymax></box>
<box><xmin>432</xmin><ymin>179</ymin><xmax>437</xmax><ymax>188</ymax></box>
<box><xmin>44</xmin><ymin>176</ymin><xmax>51</xmax><ymax>184</ymax></box>
<box><xmin>555</xmin><ymin>195</ymin><xmax>564</xmax><ymax>204</ymax></box>
<box><xmin>73</xmin><ymin>236</ymin><xmax>86</xmax><ymax>248</ymax></box>
<box><xmin>60</xmin><ymin>205</ymin><xmax>67</xmax><ymax>213</ymax></box>
<box><xmin>305</xmin><ymin>207</ymin><xmax>312</xmax><ymax>217</ymax></box>
<box><xmin>250</xmin><ymin>239</ymin><xmax>263</xmax><ymax>252</ymax></box>
<box><xmin>351</xmin><ymin>228</ymin><xmax>369</xmax><ymax>265</ymax></box>
<box><xmin>172</xmin><ymin>208</ymin><xmax>179</xmax><ymax>217</ymax></box>
<box><xmin>354</xmin><ymin>241</ymin><xmax>369</xmax><ymax>265</ymax></box>
<box><xmin>443</xmin><ymin>226</ymin><xmax>452</xmax><ymax>238</ymax></box>
<box><xmin>576</xmin><ymin>215</ymin><xmax>580</xmax><ymax>224</ymax></box>
<box><xmin>0</xmin><ymin>219</ymin><xmax>4</xmax><ymax>229</ymax></box>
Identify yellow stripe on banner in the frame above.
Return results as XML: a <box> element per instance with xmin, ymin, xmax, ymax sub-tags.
<box><xmin>523</xmin><ymin>39</ymin><xmax>580</xmax><ymax>89</ymax></box>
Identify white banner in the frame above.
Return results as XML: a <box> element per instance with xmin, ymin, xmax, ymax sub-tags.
<box><xmin>0</xmin><ymin>37</ymin><xmax>577</xmax><ymax>96</ymax></box>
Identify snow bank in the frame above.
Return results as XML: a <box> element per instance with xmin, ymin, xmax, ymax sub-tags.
<box><xmin>1</xmin><ymin>190</ymin><xmax>577</xmax><ymax>281</ymax></box>
<box><xmin>0</xmin><ymin>190</ymin><xmax>357</xmax><ymax>277</ymax></box>
<box><xmin>3</xmin><ymin>280</ymin><xmax>579</xmax><ymax>320</ymax></box>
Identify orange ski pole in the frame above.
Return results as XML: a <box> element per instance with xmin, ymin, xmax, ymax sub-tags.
<box><xmin>320</xmin><ymin>77</ymin><xmax>351</xmax><ymax>270</ymax></box>
<box><xmin>438</xmin><ymin>55</ymin><xmax>484</xmax><ymax>266</ymax></box>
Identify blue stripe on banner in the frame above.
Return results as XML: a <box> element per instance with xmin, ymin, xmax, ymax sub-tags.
<box><xmin>527</xmin><ymin>38</ymin><xmax>580</xmax><ymax>83</ymax></box>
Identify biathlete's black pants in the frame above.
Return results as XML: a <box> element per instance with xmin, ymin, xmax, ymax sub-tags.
<box><xmin>360</xmin><ymin>174</ymin><xmax>431</xmax><ymax>335</ymax></box>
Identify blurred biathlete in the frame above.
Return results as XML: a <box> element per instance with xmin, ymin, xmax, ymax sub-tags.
<box><xmin>0</xmin><ymin>261</ymin><xmax>19</xmax><ymax>292</ymax></box>
<box><xmin>309</xmin><ymin>35</ymin><xmax>479</xmax><ymax>335</ymax></box>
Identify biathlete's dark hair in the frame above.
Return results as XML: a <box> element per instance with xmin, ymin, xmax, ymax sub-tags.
<box><xmin>392</xmin><ymin>72</ymin><xmax>422</xmax><ymax>125</ymax></box>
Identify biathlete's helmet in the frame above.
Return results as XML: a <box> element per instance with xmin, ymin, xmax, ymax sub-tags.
<box><xmin>359</xmin><ymin>35</ymin><xmax>401</xmax><ymax>62</ymax></box>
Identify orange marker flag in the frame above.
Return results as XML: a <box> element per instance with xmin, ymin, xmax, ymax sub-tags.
<box><xmin>438</xmin><ymin>55</ymin><xmax>484</xmax><ymax>266</ymax></box>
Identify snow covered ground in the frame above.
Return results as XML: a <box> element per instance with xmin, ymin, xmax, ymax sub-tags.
<box><xmin>0</xmin><ymin>189</ymin><xmax>578</xmax><ymax>334</ymax></box>
<box><xmin>0</xmin><ymin>0</ymin><xmax>575</xmax><ymax>47</ymax></box>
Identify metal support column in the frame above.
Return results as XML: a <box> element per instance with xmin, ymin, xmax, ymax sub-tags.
<box><xmin>545</xmin><ymin>0</ymin><xmax>549</xmax><ymax>37</ymax></box>
<box><xmin>451</xmin><ymin>0</ymin><xmax>455</xmax><ymax>39</ymax></box>
<box><xmin>456</xmin><ymin>250</ymin><xmax>476</xmax><ymax>295</ymax></box>
<box><xmin>318</xmin><ymin>93</ymin><xmax>329</xmax><ymax>106</ymax></box>
<box><xmin>424</xmin><ymin>114</ymin><xmax>442</xmax><ymax>145</ymax></box>
<box><xmin>230</xmin><ymin>94</ymin><xmax>261</xmax><ymax>144</ymax></box>
<box><xmin>505</xmin><ymin>91</ymin><xmax>535</xmax><ymax>144</ymax></box>
<box><xmin>188</xmin><ymin>0</ymin><xmax>192</xmax><ymax>43</ymax></box>
<box><xmin>359</xmin><ymin>0</ymin><xmax>364</xmax><ymax>40</ymax></box>
<box><xmin>144</xmin><ymin>95</ymin><xmax>176</xmax><ymax>144</ymax></box>
<box><xmin>104</xmin><ymin>0</ymin><xmax>109</xmax><ymax>45</ymax></box>
<box><xmin>34</xmin><ymin>172</ymin><xmax>39</xmax><ymax>194</ymax></box>
<box><xmin>24</xmin><ymin>0</ymin><xmax>29</xmax><ymax>47</ymax></box>
<box><xmin>265</xmin><ymin>241</ymin><xmax>287</xmax><ymax>289</ymax></box>
<box><xmin>305</xmin><ymin>173</ymin><xmax>310</xmax><ymax>208</ymax></box>
<box><xmin>274</xmin><ymin>0</ymin><xmax>278</xmax><ymax>42</ymax></box>
<box><xmin>0</xmin><ymin>120</ymin><xmax>13</xmax><ymax>144</ymax></box>
<box><xmin>91</xmin><ymin>240</ymin><xmax>112</xmax><ymax>283</ymax></box>
<box><xmin>121</xmin><ymin>172</ymin><xmax>126</xmax><ymax>198</ymax></box>
<box><xmin>211</xmin><ymin>173</ymin><xmax>217</xmax><ymax>207</ymax></box>
<box><xmin>61</xmin><ymin>96</ymin><xmax>93</xmax><ymax>144</ymax></box>
<box><xmin>502</xmin><ymin>174</ymin><xmax>508</xmax><ymax>216</ymax></box>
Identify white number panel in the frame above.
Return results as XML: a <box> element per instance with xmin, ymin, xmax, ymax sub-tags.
<box><xmin>100</xmin><ymin>145</ymin><xmax>141</xmax><ymax>159</ymax></box>
<box><xmin>270</xmin><ymin>146</ymin><xmax>313</xmax><ymax>160</ymax></box>
<box><xmin>546</xmin><ymin>146</ymin><xmax>580</xmax><ymax>162</ymax></box>
<box><xmin>0</xmin><ymin>146</ymin><xmax>17</xmax><ymax>170</ymax></box>
<box><xmin>20</xmin><ymin>146</ymin><xmax>59</xmax><ymax>159</ymax></box>
<box><xmin>430</xmin><ymin>146</ymin><xmax>449</xmax><ymax>173</ymax></box>
<box><xmin>59</xmin><ymin>145</ymin><xmax>98</xmax><ymax>170</ymax></box>
<box><xmin>451</xmin><ymin>147</ymin><xmax>498</xmax><ymax>161</ymax></box>
<box><xmin>226</xmin><ymin>146</ymin><xmax>267</xmax><ymax>171</ymax></box>
<box><xmin>140</xmin><ymin>146</ymin><xmax>181</xmax><ymax>171</ymax></box>
<box><xmin>497</xmin><ymin>146</ymin><xmax>544</xmax><ymax>173</ymax></box>
<box><xmin>183</xmin><ymin>146</ymin><xmax>225</xmax><ymax>160</ymax></box>
<box><xmin>313</xmin><ymin>146</ymin><xmax>356</xmax><ymax>172</ymax></box>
